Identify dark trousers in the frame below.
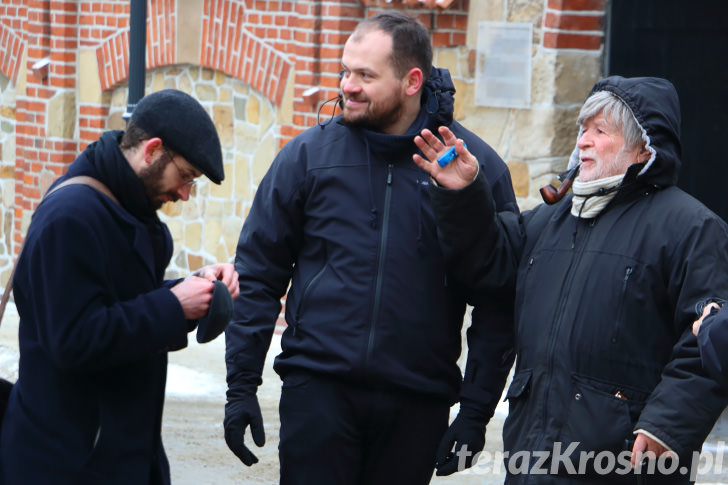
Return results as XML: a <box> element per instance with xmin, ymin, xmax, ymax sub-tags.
<box><xmin>278</xmin><ymin>371</ymin><xmax>450</xmax><ymax>485</ymax></box>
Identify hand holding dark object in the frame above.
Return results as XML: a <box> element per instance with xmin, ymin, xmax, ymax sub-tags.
<box><xmin>434</xmin><ymin>405</ymin><xmax>487</xmax><ymax>476</ymax></box>
<box><xmin>224</xmin><ymin>393</ymin><xmax>265</xmax><ymax>466</ymax></box>
<box><xmin>693</xmin><ymin>300</ymin><xmax>724</xmax><ymax>336</ymax></box>
<box><xmin>195</xmin><ymin>280</ymin><xmax>233</xmax><ymax>343</ymax></box>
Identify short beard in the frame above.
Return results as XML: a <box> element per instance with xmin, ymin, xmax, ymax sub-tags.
<box><xmin>138</xmin><ymin>157</ymin><xmax>173</xmax><ymax>210</ymax></box>
<box><xmin>342</xmin><ymin>96</ymin><xmax>404</xmax><ymax>132</ymax></box>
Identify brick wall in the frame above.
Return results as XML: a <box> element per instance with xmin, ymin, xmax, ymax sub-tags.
<box><xmin>0</xmin><ymin>0</ymin><xmax>609</xmax><ymax>283</ymax></box>
<box><xmin>544</xmin><ymin>0</ymin><xmax>605</xmax><ymax>50</ymax></box>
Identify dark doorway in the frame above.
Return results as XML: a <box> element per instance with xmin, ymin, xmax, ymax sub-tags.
<box><xmin>606</xmin><ymin>0</ymin><xmax>728</xmax><ymax>222</ymax></box>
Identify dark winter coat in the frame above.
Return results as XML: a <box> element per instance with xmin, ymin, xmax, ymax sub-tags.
<box><xmin>430</xmin><ymin>76</ymin><xmax>728</xmax><ymax>483</ymax></box>
<box><xmin>225</xmin><ymin>68</ymin><xmax>518</xmax><ymax>413</ymax></box>
<box><xmin>0</xmin><ymin>132</ymin><xmax>189</xmax><ymax>484</ymax></box>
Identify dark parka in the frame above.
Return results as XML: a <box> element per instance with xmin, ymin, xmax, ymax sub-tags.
<box><xmin>225</xmin><ymin>69</ymin><xmax>518</xmax><ymax>415</ymax></box>
<box><xmin>0</xmin><ymin>132</ymin><xmax>189</xmax><ymax>484</ymax></box>
<box><xmin>430</xmin><ymin>76</ymin><xmax>728</xmax><ymax>483</ymax></box>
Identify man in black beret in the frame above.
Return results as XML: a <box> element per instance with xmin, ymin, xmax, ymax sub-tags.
<box><xmin>0</xmin><ymin>89</ymin><xmax>238</xmax><ymax>485</ymax></box>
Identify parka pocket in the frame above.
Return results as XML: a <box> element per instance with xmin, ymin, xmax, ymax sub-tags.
<box><xmin>503</xmin><ymin>369</ymin><xmax>532</xmax><ymax>452</ymax></box>
<box><xmin>560</xmin><ymin>373</ymin><xmax>649</xmax><ymax>462</ymax></box>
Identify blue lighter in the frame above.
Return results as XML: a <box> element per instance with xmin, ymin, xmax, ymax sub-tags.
<box><xmin>437</xmin><ymin>143</ymin><xmax>466</xmax><ymax>167</ymax></box>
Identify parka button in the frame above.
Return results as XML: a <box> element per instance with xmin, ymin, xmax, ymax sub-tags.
<box><xmin>575</xmin><ymin>393</ymin><xmax>582</xmax><ymax>401</ymax></box>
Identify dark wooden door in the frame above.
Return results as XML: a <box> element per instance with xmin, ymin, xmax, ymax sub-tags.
<box><xmin>607</xmin><ymin>0</ymin><xmax>728</xmax><ymax>221</ymax></box>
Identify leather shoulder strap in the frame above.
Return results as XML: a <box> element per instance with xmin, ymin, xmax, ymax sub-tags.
<box><xmin>44</xmin><ymin>175</ymin><xmax>119</xmax><ymax>205</ymax></box>
<box><xmin>0</xmin><ymin>176</ymin><xmax>119</xmax><ymax>323</ymax></box>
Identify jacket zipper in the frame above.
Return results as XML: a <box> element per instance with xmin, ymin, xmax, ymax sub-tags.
<box><xmin>366</xmin><ymin>164</ymin><xmax>393</xmax><ymax>365</ymax></box>
<box><xmin>611</xmin><ymin>266</ymin><xmax>633</xmax><ymax>344</ymax></box>
<box><xmin>538</xmin><ymin>220</ymin><xmax>594</xmax><ymax>451</ymax></box>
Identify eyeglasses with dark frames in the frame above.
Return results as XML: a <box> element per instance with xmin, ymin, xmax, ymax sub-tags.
<box><xmin>166</xmin><ymin>150</ymin><xmax>197</xmax><ymax>186</ymax></box>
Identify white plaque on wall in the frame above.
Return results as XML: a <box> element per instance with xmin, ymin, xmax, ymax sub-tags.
<box><xmin>475</xmin><ymin>22</ymin><xmax>532</xmax><ymax>108</ymax></box>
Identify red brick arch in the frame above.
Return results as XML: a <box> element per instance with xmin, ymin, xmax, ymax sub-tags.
<box><xmin>0</xmin><ymin>22</ymin><xmax>24</xmax><ymax>82</ymax></box>
<box><xmin>94</xmin><ymin>0</ymin><xmax>292</xmax><ymax>107</ymax></box>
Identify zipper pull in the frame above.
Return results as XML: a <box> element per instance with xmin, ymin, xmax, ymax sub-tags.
<box><xmin>387</xmin><ymin>164</ymin><xmax>393</xmax><ymax>185</ymax></box>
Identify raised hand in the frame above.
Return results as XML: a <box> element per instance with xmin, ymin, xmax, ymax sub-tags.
<box><xmin>413</xmin><ymin>126</ymin><xmax>479</xmax><ymax>190</ymax></box>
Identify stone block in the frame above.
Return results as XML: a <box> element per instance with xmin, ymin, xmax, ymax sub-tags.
<box><xmin>452</xmin><ymin>79</ymin><xmax>471</xmax><ymax>122</ymax></box>
<box><xmin>107</xmin><ymin>111</ymin><xmax>125</xmax><ymax>131</ymax></box>
<box><xmin>466</xmin><ymin>0</ymin><xmax>506</xmax><ymax>44</ymax></box>
<box><xmin>251</xmin><ymin>133</ymin><xmax>275</xmax><ymax>186</ymax></box>
<box><xmin>506</xmin><ymin>160</ymin><xmax>529</xmax><ymax>197</ymax></box>
<box><xmin>222</xmin><ymin>217</ymin><xmax>241</xmax><ymax>256</ymax></box>
<box><xmin>210</xmin><ymin>162</ymin><xmax>233</xmax><ymax>199</ymax></box>
<box><xmin>259</xmin><ymin>97</ymin><xmax>275</xmax><ymax>134</ymax></box>
<box><xmin>0</xmin><ymin>166</ymin><xmax>14</xmax><ymax>179</ymax></box>
<box><xmin>247</xmin><ymin>95</ymin><xmax>260</xmax><ymax>125</ymax></box>
<box><xmin>201</xmin><ymin>68</ymin><xmax>214</xmax><ymax>81</ymax></box>
<box><xmin>151</xmin><ymin>72</ymin><xmax>166</xmax><ymax>93</ymax></box>
<box><xmin>185</xmin><ymin>222</ymin><xmax>202</xmax><ymax>252</ymax></box>
<box><xmin>1</xmin><ymin>139</ymin><xmax>13</xmax><ymax>167</ymax></box>
<box><xmin>510</xmin><ymin>107</ymin><xmax>559</xmax><ymax>159</ymax></box>
<box><xmin>182</xmin><ymin>198</ymin><xmax>200</xmax><ymax>219</ymax></box>
<box><xmin>215</xmin><ymin>241</ymin><xmax>229</xmax><ymax>264</ymax></box>
<box><xmin>47</xmin><ymin>91</ymin><xmax>76</xmax><ymax>139</ymax></box>
<box><xmin>531</xmin><ymin>51</ymin><xmax>558</xmax><ymax>105</ymax></box>
<box><xmin>554</xmin><ymin>51</ymin><xmax>602</xmax><ymax>105</ymax></box>
<box><xmin>553</xmin><ymin>106</ymin><xmax>582</xmax><ymax>157</ymax></box>
<box><xmin>203</xmin><ymin>219</ymin><xmax>222</xmax><ymax>254</ymax></box>
<box><xmin>78</xmin><ymin>49</ymin><xmax>103</xmax><ymax>104</ymax></box>
<box><xmin>1</xmin><ymin>180</ymin><xmax>13</xmax><ymax>207</ymax></box>
<box><xmin>205</xmin><ymin>199</ymin><xmax>224</xmax><ymax>219</ymax></box>
<box><xmin>435</xmin><ymin>49</ymin><xmax>460</xmax><ymax>76</ymax></box>
<box><xmin>0</xmin><ymin>106</ymin><xmax>15</xmax><ymax>119</ymax></box>
<box><xmin>187</xmin><ymin>253</ymin><xmax>203</xmax><ymax>272</ymax></box>
<box><xmin>166</xmin><ymin>219</ymin><xmax>184</xmax><ymax>245</ymax></box>
<box><xmin>220</xmin><ymin>88</ymin><xmax>232</xmax><ymax>103</ymax></box>
<box><xmin>162</xmin><ymin>200</ymin><xmax>182</xmax><ymax>218</ymax></box>
<box><xmin>213</xmin><ymin>106</ymin><xmax>234</xmax><ymax>148</ymax></box>
<box><xmin>178</xmin><ymin>72</ymin><xmax>193</xmax><ymax>94</ymax></box>
<box><xmin>233</xmin><ymin>96</ymin><xmax>247</xmax><ymax>121</ymax></box>
<box><xmin>111</xmin><ymin>86</ymin><xmax>127</xmax><ymax>109</ymax></box>
<box><xmin>196</xmin><ymin>84</ymin><xmax>217</xmax><ymax>102</ymax></box>
<box><xmin>234</xmin><ymin>154</ymin><xmax>251</xmax><ymax>201</ymax></box>
<box><xmin>507</xmin><ymin>0</ymin><xmax>543</xmax><ymax>24</ymax></box>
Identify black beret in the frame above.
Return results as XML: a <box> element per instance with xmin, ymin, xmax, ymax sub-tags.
<box><xmin>131</xmin><ymin>89</ymin><xmax>224</xmax><ymax>184</ymax></box>
<box><xmin>196</xmin><ymin>280</ymin><xmax>233</xmax><ymax>343</ymax></box>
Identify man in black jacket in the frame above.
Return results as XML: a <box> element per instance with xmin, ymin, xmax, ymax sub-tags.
<box><xmin>0</xmin><ymin>89</ymin><xmax>240</xmax><ymax>484</ymax></box>
<box><xmin>223</xmin><ymin>11</ymin><xmax>518</xmax><ymax>484</ymax></box>
<box><xmin>413</xmin><ymin>76</ymin><xmax>728</xmax><ymax>483</ymax></box>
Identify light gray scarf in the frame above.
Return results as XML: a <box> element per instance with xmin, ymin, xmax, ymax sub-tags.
<box><xmin>570</xmin><ymin>174</ymin><xmax>623</xmax><ymax>218</ymax></box>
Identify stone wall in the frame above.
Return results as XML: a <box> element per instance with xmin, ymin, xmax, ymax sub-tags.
<box><xmin>451</xmin><ymin>0</ymin><xmax>604</xmax><ymax>209</ymax></box>
<box><xmin>0</xmin><ymin>0</ymin><xmax>609</xmax><ymax>286</ymax></box>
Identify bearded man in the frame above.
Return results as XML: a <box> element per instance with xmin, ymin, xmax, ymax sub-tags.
<box><xmin>0</xmin><ymin>89</ymin><xmax>240</xmax><ymax>484</ymax></box>
<box><xmin>223</xmin><ymin>11</ymin><xmax>518</xmax><ymax>485</ymax></box>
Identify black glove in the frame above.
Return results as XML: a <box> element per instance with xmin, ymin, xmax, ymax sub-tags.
<box><xmin>435</xmin><ymin>405</ymin><xmax>487</xmax><ymax>476</ymax></box>
<box><xmin>223</xmin><ymin>392</ymin><xmax>265</xmax><ymax>466</ymax></box>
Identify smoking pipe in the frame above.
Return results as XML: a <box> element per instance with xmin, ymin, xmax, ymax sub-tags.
<box><xmin>539</xmin><ymin>163</ymin><xmax>581</xmax><ymax>205</ymax></box>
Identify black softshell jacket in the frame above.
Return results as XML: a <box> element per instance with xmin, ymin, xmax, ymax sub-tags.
<box><xmin>226</xmin><ymin>68</ymin><xmax>518</xmax><ymax>415</ymax></box>
<box><xmin>431</xmin><ymin>76</ymin><xmax>728</xmax><ymax>484</ymax></box>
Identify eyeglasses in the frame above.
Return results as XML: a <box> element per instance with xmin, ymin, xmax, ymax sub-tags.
<box><xmin>169</xmin><ymin>155</ymin><xmax>197</xmax><ymax>187</ymax></box>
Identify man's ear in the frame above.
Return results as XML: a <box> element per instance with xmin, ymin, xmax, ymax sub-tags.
<box><xmin>142</xmin><ymin>137</ymin><xmax>164</xmax><ymax>165</ymax></box>
<box><xmin>637</xmin><ymin>145</ymin><xmax>652</xmax><ymax>163</ymax></box>
<box><xmin>404</xmin><ymin>67</ymin><xmax>424</xmax><ymax>97</ymax></box>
